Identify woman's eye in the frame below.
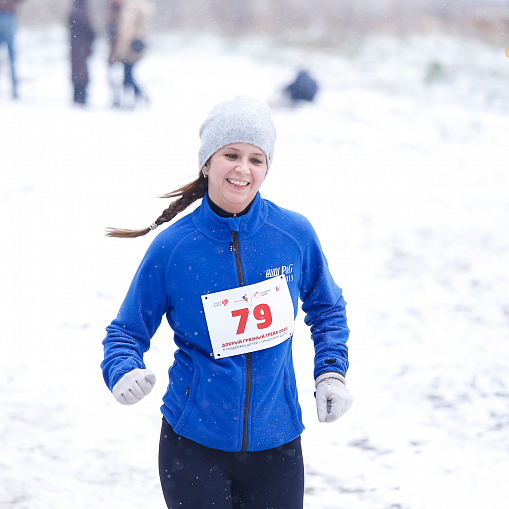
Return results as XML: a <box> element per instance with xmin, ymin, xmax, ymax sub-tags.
<box><xmin>225</xmin><ymin>154</ymin><xmax>237</xmax><ymax>159</ymax></box>
<box><xmin>251</xmin><ymin>158</ymin><xmax>263</xmax><ymax>165</ymax></box>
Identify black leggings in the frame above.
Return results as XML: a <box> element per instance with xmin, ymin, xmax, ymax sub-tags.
<box><xmin>123</xmin><ymin>62</ymin><xmax>141</xmax><ymax>97</ymax></box>
<box><xmin>159</xmin><ymin>418</ymin><xmax>304</xmax><ymax>509</ymax></box>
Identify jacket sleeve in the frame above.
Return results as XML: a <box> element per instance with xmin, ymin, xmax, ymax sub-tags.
<box><xmin>101</xmin><ymin>235</ymin><xmax>170</xmax><ymax>390</ymax></box>
<box><xmin>298</xmin><ymin>218</ymin><xmax>350</xmax><ymax>379</ymax></box>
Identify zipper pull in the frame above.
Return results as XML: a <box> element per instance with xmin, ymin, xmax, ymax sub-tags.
<box><xmin>229</xmin><ymin>215</ymin><xmax>238</xmax><ymax>252</ymax></box>
<box><xmin>185</xmin><ymin>381</ymin><xmax>192</xmax><ymax>396</ymax></box>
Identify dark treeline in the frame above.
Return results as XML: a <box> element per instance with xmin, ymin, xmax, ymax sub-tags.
<box><xmin>18</xmin><ymin>0</ymin><xmax>509</xmax><ymax>43</ymax></box>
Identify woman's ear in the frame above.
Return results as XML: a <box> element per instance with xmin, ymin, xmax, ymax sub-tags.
<box><xmin>202</xmin><ymin>158</ymin><xmax>211</xmax><ymax>176</ymax></box>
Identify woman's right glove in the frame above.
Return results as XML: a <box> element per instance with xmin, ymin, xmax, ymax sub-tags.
<box><xmin>315</xmin><ymin>372</ymin><xmax>353</xmax><ymax>423</ymax></box>
<box><xmin>112</xmin><ymin>368</ymin><xmax>156</xmax><ymax>405</ymax></box>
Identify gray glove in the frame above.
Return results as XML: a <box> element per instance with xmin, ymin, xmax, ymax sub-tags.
<box><xmin>112</xmin><ymin>368</ymin><xmax>156</xmax><ymax>405</ymax></box>
<box><xmin>315</xmin><ymin>372</ymin><xmax>353</xmax><ymax>423</ymax></box>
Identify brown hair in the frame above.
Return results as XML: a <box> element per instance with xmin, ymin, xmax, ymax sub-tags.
<box><xmin>105</xmin><ymin>171</ymin><xmax>208</xmax><ymax>238</ymax></box>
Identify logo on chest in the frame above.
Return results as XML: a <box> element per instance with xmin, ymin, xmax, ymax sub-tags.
<box><xmin>265</xmin><ymin>264</ymin><xmax>294</xmax><ymax>282</ymax></box>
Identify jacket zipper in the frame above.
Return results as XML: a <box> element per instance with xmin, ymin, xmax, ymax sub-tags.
<box><xmin>231</xmin><ymin>228</ymin><xmax>251</xmax><ymax>451</ymax></box>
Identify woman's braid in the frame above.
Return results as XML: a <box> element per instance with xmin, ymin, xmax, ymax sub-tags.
<box><xmin>106</xmin><ymin>172</ymin><xmax>208</xmax><ymax>238</ymax></box>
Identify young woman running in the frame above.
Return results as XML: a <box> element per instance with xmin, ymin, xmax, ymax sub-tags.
<box><xmin>101</xmin><ymin>95</ymin><xmax>353</xmax><ymax>509</ymax></box>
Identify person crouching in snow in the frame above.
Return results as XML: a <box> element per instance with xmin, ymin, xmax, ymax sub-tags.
<box><xmin>101</xmin><ymin>95</ymin><xmax>353</xmax><ymax>509</ymax></box>
<box><xmin>284</xmin><ymin>70</ymin><xmax>318</xmax><ymax>104</ymax></box>
<box><xmin>270</xmin><ymin>69</ymin><xmax>319</xmax><ymax>109</ymax></box>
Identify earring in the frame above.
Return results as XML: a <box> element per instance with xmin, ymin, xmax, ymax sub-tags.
<box><xmin>203</xmin><ymin>171</ymin><xmax>208</xmax><ymax>178</ymax></box>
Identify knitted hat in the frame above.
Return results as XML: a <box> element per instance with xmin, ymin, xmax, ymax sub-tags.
<box><xmin>198</xmin><ymin>95</ymin><xmax>277</xmax><ymax>172</ymax></box>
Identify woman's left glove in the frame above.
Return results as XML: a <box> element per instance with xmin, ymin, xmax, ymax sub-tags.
<box><xmin>112</xmin><ymin>368</ymin><xmax>156</xmax><ymax>405</ymax></box>
<box><xmin>315</xmin><ymin>372</ymin><xmax>353</xmax><ymax>423</ymax></box>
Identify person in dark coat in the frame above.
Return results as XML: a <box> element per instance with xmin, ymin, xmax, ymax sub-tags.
<box><xmin>284</xmin><ymin>70</ymin><xmax>318</xmax><ymax>104</ymax></box>
<box><xmin>0</xmin><ymin>0</ymin><xmax>23</xmax><ymax>98</ymax></box>
<box><xmin>69</xmin><ymin>0</ymin><xmax>94</xmax><ymax>105</ymax></box>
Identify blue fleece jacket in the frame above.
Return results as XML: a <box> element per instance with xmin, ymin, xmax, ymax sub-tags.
<box><xmin>101</xmin><ymin>192</ymin><xmax>349</xmax><ymax>452</ymax></box>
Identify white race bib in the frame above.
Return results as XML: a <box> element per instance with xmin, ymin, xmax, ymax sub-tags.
<box><xmin>201</xmin><ymin>275</ymin><xmax>295</xmax><ymax>359</ymax></box>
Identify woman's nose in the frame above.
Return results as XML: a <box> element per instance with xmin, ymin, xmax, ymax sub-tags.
<box><xmin>235</xmin><ymin>159</ymin><xmax>250</xmax><ymax>173</ymax></box>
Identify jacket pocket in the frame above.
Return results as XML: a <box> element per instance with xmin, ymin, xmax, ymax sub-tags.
<box><xmin>283</xmin><ymin>365</ymin><xmax>304</xmax><ymax>433</ymax></box>
<box><xmin>173</xmin><ymin>366</ymin><xmax>201</xmax><ymax>434</ymax></box>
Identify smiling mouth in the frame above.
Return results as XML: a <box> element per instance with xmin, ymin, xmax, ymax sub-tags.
<box><xmin>227</xmin><ymin>178</ymin><xmax>249</xmax><ymax>188</ymax></box>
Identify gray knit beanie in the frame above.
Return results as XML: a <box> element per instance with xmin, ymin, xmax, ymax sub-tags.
<box><xmin>198</xmin><ymin>95</ymin><xmax>277</xmax><ymax>172</ymax></box>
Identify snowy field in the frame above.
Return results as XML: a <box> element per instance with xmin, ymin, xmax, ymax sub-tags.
<box><xmin>1</xmin><ymin>26</ymin><xmax>509</xmax><ymax>509</ymax></box>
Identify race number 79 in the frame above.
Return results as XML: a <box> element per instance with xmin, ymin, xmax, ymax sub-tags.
<box><xmin>231</xmin><ymin>304</ymin><xmax>272</xmax><ymax>335</ymax></box>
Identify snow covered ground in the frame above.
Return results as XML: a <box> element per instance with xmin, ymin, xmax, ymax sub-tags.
<box><xmin>1</xmin><ymin>26</ymin><xmax>509</xmax><ymax>509</ymax></box>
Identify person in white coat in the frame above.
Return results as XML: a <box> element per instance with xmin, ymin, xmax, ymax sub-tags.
<box><xmin>107</xmin><ymin>0</ymin><xmax>154</xmax><ymax>108</ymax></box>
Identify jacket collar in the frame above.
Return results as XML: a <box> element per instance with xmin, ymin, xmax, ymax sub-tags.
<box><xmin>192</xmin><ymin>192</ymin><xmax>267</xmax><ymax>241</ymax></box>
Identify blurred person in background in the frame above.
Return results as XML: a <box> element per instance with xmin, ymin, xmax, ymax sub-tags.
<box><xmin>106</xmin><ymin>0</ymin><xmax>123</xmax><ymax>107</ymax></box>
<box><xmin>69</xmin><ymin>0</ymin><xmax>94</xmax><ymax>105</ymax></box>
<box><xmin>109</xmin><ymin>0</ymin><xmax>155</xmax><ymax>109</ymax></box>
<box><xmin>270</xmin><ymin>70</ymin><xmax>319</xmax><ymax>109</ymax></box>
<box><xmin>284</xmin><ymin>70</ymin><xmax>318</xmax><ymax>104</ymax></box>
<box><xmin>0</xmin><ymin>0</ymin><xmax>23</xmax><ymax>99</ymax></box>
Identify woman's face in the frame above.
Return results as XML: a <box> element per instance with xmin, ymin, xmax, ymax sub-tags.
<box><xmin>204</xmin><ymin>143</ymin><xmax>268</xmax><ymax>214</ymax></box>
